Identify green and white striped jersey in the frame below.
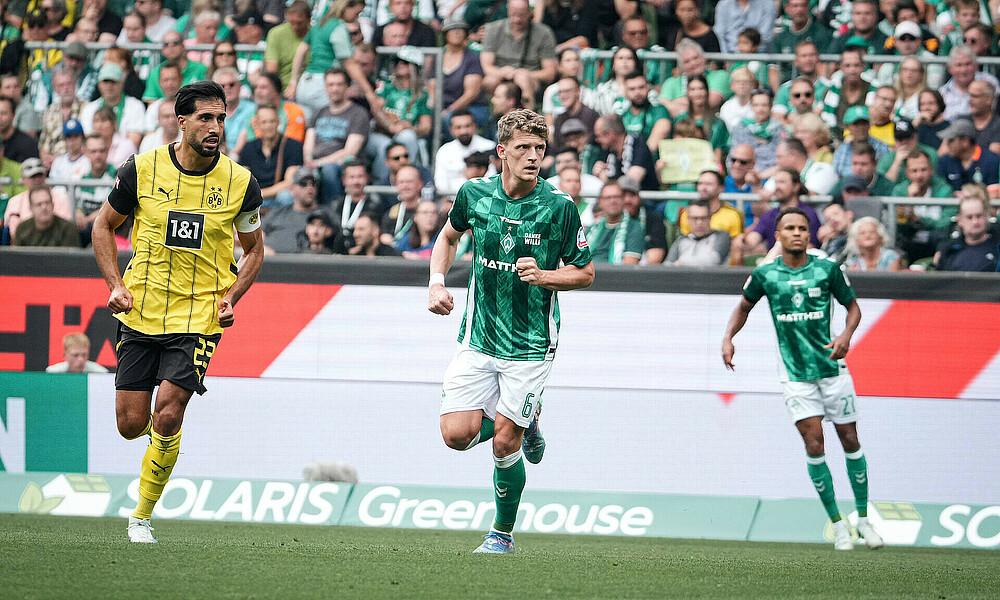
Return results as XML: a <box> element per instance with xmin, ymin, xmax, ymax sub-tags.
<box><xmin>743</xmin><ymin>254</ymin><xmax>857</xmax><ymax>381</ymax></box>
<box><xmin>449</xmin><ymin>175</ymin><xmax>593</xmax><ymax>361</ymax></box>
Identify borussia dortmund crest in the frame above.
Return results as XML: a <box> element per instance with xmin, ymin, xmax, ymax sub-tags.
<box><xmin>792</xmin><ymin>291</ymin><xmax>804</xmax><ymax>308</ymax></box>
<box><xmin>206</xmin><ymin>186</ymin><xmax>225</xmax><ymax>209</ymax></box>
<box><xmin>501</xmin><ymin>231</ymin><xmax>515</xmax><ymax>253</ymax></box>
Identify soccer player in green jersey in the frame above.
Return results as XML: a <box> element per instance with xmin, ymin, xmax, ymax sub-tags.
<box><xmin>428</xmin><ymin>108</ymin><xmax>595</xmax><ymax>554</ymax></box>
<box><xmin>721</xmin><ymin>207</ymin><xmax>884</xmax><ymax>551</ymax></box>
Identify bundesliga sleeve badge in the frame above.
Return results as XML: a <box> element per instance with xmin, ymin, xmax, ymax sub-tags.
<box><xmin>576</xmin><ymin>227</ymin><xmax>588</xmax><ymax>249</ymax></box>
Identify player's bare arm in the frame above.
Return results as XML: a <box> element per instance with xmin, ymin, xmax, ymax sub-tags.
<box><xmin>218</xmin><ymin>227</ymin><xmax>265</xmax><ymax>328</ymax></box>
<box><xmin>824</xmin><ymin>298</ymin><xmax>862</xmax><ymax>360</ymax></box>
<box><xmin>428</xmin><ymin>220</ymin><xmax>463</xmax><ymax>315</ymax></box>
<box><xmin>515</xmin><ymin>257</ymin><xmax>594</xmax><ymax>291</ymax></box>
<box><xmin>722</xmin><ymin>297</ymin><xmax>757</xmax><ymax>370</ymax></box>
<box><xmin>92</xmin><ymin>201</ymin><xmax>133</xmax><ymax>314</ymax></box>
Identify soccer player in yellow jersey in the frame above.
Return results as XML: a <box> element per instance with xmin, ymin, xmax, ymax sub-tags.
<box><xmin>92</xmin><ymin>81</ymin><xmax>265</xmax><ymax>543</ymax></box>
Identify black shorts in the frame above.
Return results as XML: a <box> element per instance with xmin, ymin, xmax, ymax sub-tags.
<box><xmin>115</xmin><ymin>322</ymin><xmax>222</xmax><ymax>395</ymax></box>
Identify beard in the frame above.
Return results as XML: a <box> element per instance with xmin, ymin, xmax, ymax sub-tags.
<box><xmin>189</xmin><ymin>134</ymin><xmax>221</xmax><ymax>157</ymax></box>
<box><xmin>457</xmin><ymin>134</ymin><xmax>473</xmax><ymax>146</ymax></box>
<box><xmin>632</xmin><ymin>98</ymin><xmax>651</xmax><ymax>110</ymax></box>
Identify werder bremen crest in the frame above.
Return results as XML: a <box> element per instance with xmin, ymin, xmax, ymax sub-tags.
<box><xmin>206</xmin><ymin>186</ymin><xmax>225</xmax><ymax>209</ymax></box>
<box><xmin>501</xmin><ymin>230</ymin><xmax>515</xmax><ymax>253</ymax></box>
<box><xmin>792</xmin><ymin>291</ymin><xmax>804</xmax><ymax>308</ymax></box>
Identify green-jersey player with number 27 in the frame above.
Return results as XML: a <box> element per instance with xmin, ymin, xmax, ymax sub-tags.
<box><xmin>428</xmin><ymin>108</ymin><xmax>594</xmax><ymax>554</ymax></box>
<box><xmin>722</xmin><ymin>206</ymin><xmax>884</xmax><ymax>551</ymax></box>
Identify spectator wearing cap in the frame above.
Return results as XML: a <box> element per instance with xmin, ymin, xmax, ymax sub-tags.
<box><xmin>12</xmin><ymin>186</ymin><xmax>78</xmax><ymax>247</ymax></box>
<box><xmin>3</xmin><ymin>157</ymin><xmax>72</xmax><ymax>239</ymax></box>
<box><xmin>940</xmin><ymin>45</ymin><xmax>1000</xmax><ymax>122</ymax></box>
<box><xmin>0</xmin><ymin>96</ymin><xmax>38</xmax><ymax>163</ymax></box>
<box><xmin>143</xmin><ymin>30</ymin><xmax>209</xmax><ymax>102</ymax></box>
<box><xmin>874</xmin><ymin>21</ymin><xmax>945</xmax><ymax>90</ymax></box>
<box><xmin>262</xmin><ymin>167</ymin><xmax>338</xmax><ymax>254</ymax></box>
<box><xmin>0</xmin><ymin>75</ymin><xmax>41</xmax><ymax>139</ymax></box>
<box><xmin>299</xmin><ymin>210</ymin><xmax>336</xmax><ymax>254</ymax></box>
<box><xmin>129</xmin><ymin>0</ymin><xmax>176</xmax><ymax>42</ymax></box>
<box><xmin>58</xmin><ymin>41</ymin><xmax>98</xmax><ymax>103</ymax></box>
<box><xmin>264</xmin><ymin>0</ymin><xmax>312</xmax><ymax>90</ymax></box>
<box><xmin>79</xmin><ymin>63</ymin><xmax>145</xmax><ymax>149</ymax></box>
<box><xmin>238</xmin><ymin>103</ymin><xmax>304</xmax><ymax>209</ymax></box>
<box><xmin>830</xmin><ymin>141</ymin><xmax>896</xmax><ymax>196</ymax></box>
<box><xmin>937</xmin><ymin>118</ymin><xmax>1000</xmax><ymax>190</ymax></box>
<box><xmin>229</xmin><ymin>10</ymin><xmax>266</xmax><ymax>85</ymax></box>
<box><xmin>968</xmin><ymin>80</ymin><xmax>1000</xmax><ymax>156</ymax></box>
<box><xmin>878</xmin><ymin>119</ymin><xmax>939</xmax><ymax>184</ymax></box>
<box><xmin>369</xmin><ymin>46</ymin><xmax>432</xmax><ymax>183</ymax></box>
<box><xmin>620</xmin><ymin>175</ymin><xmax>668</xmax><ymax>265</ymax></box>
<box><xmin>438</xmin><ymin>16</ymin><xmax>489</xmax><ymax>133</ymax></box>
<box><xmin>139</xmin><ymin>99</ymin><xmax>182</xmax><ymax>154</ymax></box>
<box><xmin>480</xmin><ymin>0</ymin><xmax>558</xmax><ymax>108</ymax></box>
<box><xmin>820</xmin><ymin>48</ymin><xmax>875</xmax><ymax>134</ymax></box>
<box><xmin>434</xmin><ymin>109</ymin><xmax>497</xmax><ymax>195</ymax></box>
<box><xmin>49</xmin><ymin>118</ymin><xmax>91</xmax><ymax>187</ymax></box>
<box><xmin>551</xmin><ymin>76</ymin><xmax>599</xmax><ymax>155</ymax></box>
<box><xmin>832</xmin><ymin>106</ymin><xmax>891</xmax><ymax>177</ymax></box>
<box><xmin>558</xmin><ymin>118</ymin><xmax>600</xmax><ymax>175</ymax></box>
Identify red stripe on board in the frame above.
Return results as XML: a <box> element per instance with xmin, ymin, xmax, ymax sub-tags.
<box><xmin>209</xmin><ymin>283</ymin><xmax>340</xmax><ymax>377</ymax></box>
<box><xmin>847</xmin><ymin>300</ymin><xmax>1000</xmax><ymax>399</ymax></box>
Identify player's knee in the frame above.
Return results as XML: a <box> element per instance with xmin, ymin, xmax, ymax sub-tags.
<box><xmin>491</xmin><ymin>430</ymin><xmax>520</xmax><ymax>457</ymax></box>
<box><xmin>803</xmin><ymin>439</ymin><xmax>825</xmax><ymax>456</ymax></box>
<box><xmin>116</xmin><ymin>412</ymin><xmax>148</xmax><ymax>440</ymax></box>
<box><xmin>839</xmin><ymin>433</ymin><xmax>860</xmax><ymax>453</ymax></box>
<box><xmin>440</xmin><ymin>423</ymin><xmax>475</xmax><ymax>451</ymax></box>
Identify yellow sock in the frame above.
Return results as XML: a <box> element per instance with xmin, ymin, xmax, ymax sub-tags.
<box><xmin>124</xmin><ymin>414</ymin><xmax>153</xmax><ymax>440</ymax></box>
<box><xmin>132</xmin><ymin>427</ymin><xmax>181</xmax><ymax>519</ymax></box>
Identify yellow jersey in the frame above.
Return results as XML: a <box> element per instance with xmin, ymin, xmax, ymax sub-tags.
<box><xmin>108</xmin><ymin>144</ymin><xmax>262</xmax><ymax>336</ymax></box>
<box><xmin>679</xmin><ymin>202</ymin><xmax>744</xmax><ymax>238</ymax></box>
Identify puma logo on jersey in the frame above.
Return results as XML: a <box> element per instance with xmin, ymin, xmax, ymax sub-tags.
<box><xmin>158</xmin><ymin>187</ymin><xmax>175</xmax><ymax>203</ymax></box>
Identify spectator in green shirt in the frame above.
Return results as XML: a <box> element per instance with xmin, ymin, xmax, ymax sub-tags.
<box><xmin>263</xmin><ymin>0</ymin><xmax>311</xmax><ymax>90</ymax></box>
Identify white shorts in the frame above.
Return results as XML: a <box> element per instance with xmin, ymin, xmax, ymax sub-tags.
<box><xmin>782</xmin><ymin>373</ymin><xmax>860</xmax><ymax>425</ymax></box>
<box><xmin>440</xmin><ymin>346</ymin><xmax>552</xmax><ymax>428</ymax></box>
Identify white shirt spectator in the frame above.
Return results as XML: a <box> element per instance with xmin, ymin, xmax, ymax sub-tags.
<box><xmin>79</xmin><ymin>96</ymin><xmax>147</xmax><ymax>137</ymax></box>
<box><xmin>434</xmin><ymin>134</ymin><xmax>497</xmax><ymax>195</ymax></box>
<box><xmin>719</xmin><ymin>96</ymin><xmax>754</xmax><ymax>132</ymax></box>
<box><xmin>139</xmin><ymin>128</ymin><xmax>183</xmax><ymax>154</ymax></box>
<box><xmin>763</xmin><ymin>160</ymin><xmax>839</xmax><ymax>195</ymax></box>
<box><xmin>108</xmin><ymin>132</ymin><xmax>139</xmax><ymax>168</ymax></box>
<box><xmin>49</xmin><ymin>152</ymin><xmax>92</xmax><ymax>196</ymax></box>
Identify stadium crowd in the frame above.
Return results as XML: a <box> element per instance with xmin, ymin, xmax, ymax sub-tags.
<box><xmin>0</xmin><ymin>0</ymin><xmax>998</xmax><ymax>271</ymax></box>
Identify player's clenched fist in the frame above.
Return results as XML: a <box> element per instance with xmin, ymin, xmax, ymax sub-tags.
<box><xmin>516</xmin><ymin>257</ymin><xmax>545</xmax><ymax>286</ymax></box>
<box><xmin>429</xmin><ymin>284</ymin><xmax>454</xmax><ymax>315</ymax></box>
<box><xmin>107</xmin><ymin>284</ymin><xmax>133</xmax><ymax>314</ymax></box>
<box><xmin>217</xmin><ymin>298</ymin><xmax>235</xmax><ymax>327</ymax></box>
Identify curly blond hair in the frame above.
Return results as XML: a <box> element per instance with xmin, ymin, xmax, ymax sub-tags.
<box><xmin>496</xmin><ymin>109</ymin><xmax>548</xmax><ymax>145</ymax></box>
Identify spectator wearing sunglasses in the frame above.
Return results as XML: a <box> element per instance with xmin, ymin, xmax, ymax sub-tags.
<box><xmin>772</xmin><ymin>42</ymin><xmax>830</xmax><ymax>125</ymax></box>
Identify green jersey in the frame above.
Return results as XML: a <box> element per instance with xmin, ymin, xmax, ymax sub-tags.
<box><xmin>742</xmin><ymin>254</ymin><xmax>857</xmax><ymax>382</ymax></box>
<box><xmin>449</xmin><ymin>175</ymin><xmax>593</xmax><ymax>361</ymax></box>
<box><xmin>621</xmin><ymin>104</ymin><xmax>670</xmax><ymax>141</ymax></box>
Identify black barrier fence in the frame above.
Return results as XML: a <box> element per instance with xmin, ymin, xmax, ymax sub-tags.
<box><xmin>2</xmin><ymin>247</ymin><xmax>998</xmax><ymax>302</ymax></box>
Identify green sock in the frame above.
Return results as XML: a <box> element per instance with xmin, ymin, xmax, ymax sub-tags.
<box><xmin>845</xmin><ymin>448</ymin><xmax>869</xmax><ymax>518</ymax></box>
<box><xmin>491</xmin><ymin>450</ymin><xmax>525</xmax><ymax>533</ymax></box>
<box><xmin>463</xmin><ymin>417</ymin><xmax>495</xmax><ymax>450</ymax></box>
<box><xmin>806</xmin><ymin>454</ymin><xmax>841</xmax><ymax>522</ymax></box>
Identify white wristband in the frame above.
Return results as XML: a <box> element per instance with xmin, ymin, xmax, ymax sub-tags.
<box><xmin>429</xmin><ymin>273</ymin><xmax>446</xmax><ymax>287</ymax></box>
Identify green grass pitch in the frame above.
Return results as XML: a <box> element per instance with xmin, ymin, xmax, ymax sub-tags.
<box><xmin>1</xmin><ymin>514</ymin><xmax>996</xmax><ymax>599</ymax></box>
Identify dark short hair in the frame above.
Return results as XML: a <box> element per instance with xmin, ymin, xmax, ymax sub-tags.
<box><xmin>777</xmin><ymin>206</ymin><xmax>809</xmax><ymax>227</ymax></box>
<box><xmin>699</xmin><ymin>169</ymin><xmax>724</xmax><ymax>185</ymax></box>
<box><xmin>907</xmin><ymin>149</ymin><xmax>932</xmax><ymax>165</ymax></box>
<box><xmin>739</xmin><ymin>28</ymin><xmax>761</xmax><ymax>47</ymax></box>
<box><xmin>687</xmin><ymin>199</ymin><xmax>711</xmax><ymax>213</ymax></box>
<box><xmin>450</xmin><ymin>108</ymin><xmax>474</xmax><ymax>122</ymax></box>
<box><xmin>893</xmin><ymin>1</ymin><xmax>919</xmax><ymax>20</ymax></box>
<box><xmin>386</xmin><ymin>142</ymin><xmax>407</xmax><ymax>157</ymax></box>
<box><xmin>556</xmin><ymin>146</ymin><xmax>580</xmax><ymax>160</ymax></box>
<box><xmin>93</xmin><ymin>105</ymin><xmax>117</xmax><ymax>124</ymax></box>
<box><xmin>775</xmin><ymin>166</ymin><xmax>803</xmax><ymax>189</ymax></box>
<box><xmin>257</xmin><ymin>71</ymin><xmax>283</xmax><ymax>95</ymax></box>
<box><xmin>464</xmin><ymin>151</ymin><xmax>491</xmax><ymax>168</ymax></box>
<box><xmin>356</xmin><ymin>211</ymin><xmax>381</xmax><ymax>230</ymax></box>
<box><xmin>795</xmin><ymin>39</ymin><xmax>818</xmax><ymax>53</ymax></box>
<box><xmin>175</xmin><ymin>81</ymin><xmax>226</xmax><ymax>117</ymax></box>
<box><xmin>28</xmin><ymin>185</ymin><xmax>52</xmax><ymax>206</ymax></box>
<box><xmin>159</xmin><ymin>62</ymin><xmax>182</xmax><ymax>78</ymax></box>
<box><xmin>0</xmin><ymin>95</ymin><xmax>15</xmax><ymax>113</ymax></box>
<box><xmin>624</xmin><ymin>70</ymin><xmax>647</xmax><ymax>83</ymax></box>
<box><xmin>324</xmin><ymin>67</ymin><xmax>349</xmax><ymax>84</ymax></box>
<box><xmin>852</xmin><ymin>140</ymin><xmax>877</xmax><ymax>162</ymax></box>
<box><xmin>781</xmin><ymin>137</ymin><xmax>808</xmax><ymax>157</ymax></box>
